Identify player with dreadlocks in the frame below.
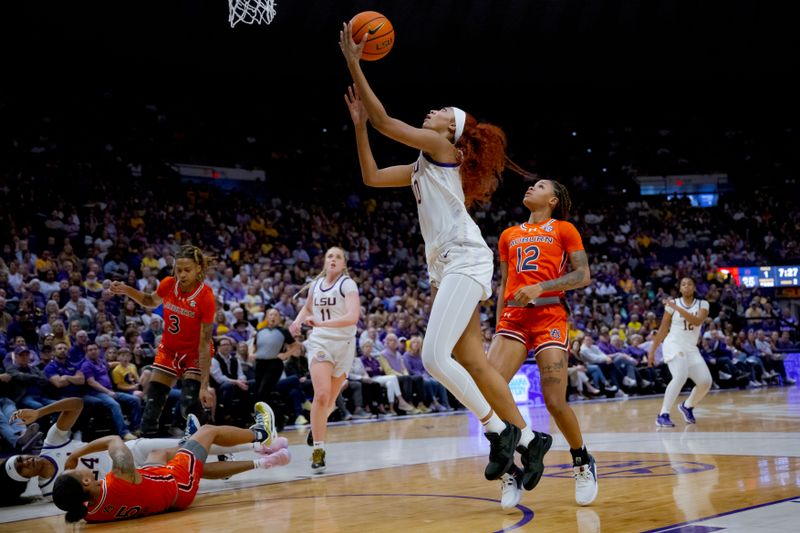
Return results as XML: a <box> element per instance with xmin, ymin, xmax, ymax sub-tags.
<box><xmin>487</xmin><ymin>178</ymin><xmax>598</xmax><ymax>508</ymax></box>
<box><xmin>111</xmin><ymin>245</ymin><xmax>274</xmax><ymax>441</ymax></box>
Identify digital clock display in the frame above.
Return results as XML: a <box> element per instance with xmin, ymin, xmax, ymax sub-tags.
<box><xmin>718</xmin><ymin>266</ymin><xmax>800</xmax><ymax>288</ymax></box>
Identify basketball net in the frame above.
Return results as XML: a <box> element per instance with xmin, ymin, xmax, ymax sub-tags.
<box><xmin>228</xmin><ymin>0</ymin><xmax>276</xmax><ymax>27</ymax></box>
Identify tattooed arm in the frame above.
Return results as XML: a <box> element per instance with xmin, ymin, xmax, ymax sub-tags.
<box><xmin>514</xmin><ymin>250</ymin><xmax>591</xmax><ymax>305</ymax></box>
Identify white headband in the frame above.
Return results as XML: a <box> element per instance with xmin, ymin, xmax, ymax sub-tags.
<box><xmin>5</xmin><ymin>456</ymin><xmax>28</xmax><ymax>482</ymax></box>
<box><xmin>451</xmin><ymin>107</ymin><xmax>466</xmax><ymax>143</ymax></box>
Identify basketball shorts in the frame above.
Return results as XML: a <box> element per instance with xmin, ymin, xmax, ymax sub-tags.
<box><xmin>662</xmin><ymin>341</ymin><xmax>702</xmax><ymax>364</ymax></box>
<box><xmin>140</xmin><ymin>440</ymin><xmax>206</xmax><ymax>511</ymax></box>
<box><xmin>305</xmin><ymin>336</ymin><xmax>356</xmax><ymax>378</ymax></box>
<box><xmin>428</xmin><ymin>243</ymin><xmax>494</xmax><ymax>300</ymax></box>
<box><xmin>153</xmin><ymin>344</ymin><xmax>202</xmax><ymax>378</ymax></box>
<box><xmin>495</xmin><ymin>304</ymin><xmax>569</xmax><ymax>355</ymax></box>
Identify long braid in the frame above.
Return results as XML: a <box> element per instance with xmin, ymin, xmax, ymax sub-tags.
<box><xmin>551</xmin><ymin>181</ymin><xmax>572</xmax><ymax>220</ymax></box>
<box><xmin>505</xmin><ymin>157</ymin><xmax>571</xmax><ymax>220</ymax></box>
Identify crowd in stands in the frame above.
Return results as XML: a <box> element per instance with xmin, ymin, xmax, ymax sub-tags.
<box><xmin>1</xmin><ymin>93</ymin><xmax>799</xmax><ymax>450</ymax></box>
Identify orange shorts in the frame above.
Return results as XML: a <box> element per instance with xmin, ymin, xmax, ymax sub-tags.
<box><xmin>153</xmin><ymin>345</ymin><xmax>201</xmax><ymax>378</ymax></box>
<box><xmin>141</xmin><ymin>448</ymin><xmax>204</xmax><ymax>510</ymax></box>
<box><xmin>495</xmin><ymin>304</ymin><xmax>569</xmax><ymax>355</ymax></box>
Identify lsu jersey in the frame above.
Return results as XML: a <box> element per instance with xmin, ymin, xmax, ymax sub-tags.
<box><xmin>411</xmin><ymin>152</ymin><xmax>491</xmax><ymax>262</ymax></box>
<box><xmin>309</xmin><ymin>274</ymin><xmax>358</xmax><ymax>342</ymax></box>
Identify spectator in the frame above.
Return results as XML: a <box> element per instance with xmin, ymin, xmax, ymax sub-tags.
<box><xmin>360</xmin><ymin>340</ymin><xmax>415</xmax><ymax>415</ymax></box>
<box><xmin>111</xmin><ymin>347</ymin><xmax>144</xmax><ymax>399</ymax></box>
<box><xmin>43</xmin><ymin>342</ymin><xmax>85</xmax><ymax>399</ymax></box>
<box><xmin>404</xmin><ymin>336</ymin><xmax>452</xmax><ymax>412</ymax></box>
<box><xmin>6</xmin><ymin>346</ymin><xmax>53</xmax><ymax>409</ymax></box>
<box><xmin>80</xmin><ymin>343</ymin><xmax>140</xmax><ymax>440</ymax></box>
<box><xmin>210</xmin><ymin>337</ymin><xmax>250</xmax><ymax>423</ymax></box>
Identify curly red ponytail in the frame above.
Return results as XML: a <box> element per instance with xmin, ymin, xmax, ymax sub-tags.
<box><xmin>455</xmin><ymin>113</ymin><xmax>507</xmax><ymax>208</ymax></box>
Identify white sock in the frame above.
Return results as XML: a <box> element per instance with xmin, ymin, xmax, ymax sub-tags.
<box><xmin>518</xmin><ymin>426</ymin><xmax>536</xmax><ymax>447</ymax></box>
<box><xmin>482</xmin><ymin>413</ymin><xmax>506</xmax><ymax>434</ymax></box>
<box><xmin>313</xmin><ymin>441</ymin><xmax>325</xmax><ymax>450</ymax></box>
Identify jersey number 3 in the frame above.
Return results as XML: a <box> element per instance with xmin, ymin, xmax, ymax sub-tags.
<box><xmin>168</xmin><ymin>314</ymin><xmax>181</xmax><ymax>334</ymax></box>
<box><xmin>516</xmin><ymin>245</ymin><xmax>540</xmax><ymax>273</ymax></box>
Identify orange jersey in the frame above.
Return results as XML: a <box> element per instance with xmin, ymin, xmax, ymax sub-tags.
<box><xmin>498</xmin><ymin>219</ymin><xmax>584</xmax><ymax>302</ymax></box>
<box><xmin>156</xmin><ymin>276</ymin><xmax>215</xmax><ymax>357</ymax></box>
<box><xmin>85</xmin><ymin>450</ymin><xmax>202</xmax><ymax>523</ymax></box>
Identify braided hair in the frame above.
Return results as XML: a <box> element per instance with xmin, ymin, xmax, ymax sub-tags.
<box><xmin>504</xmin><ymin>159</ymin><xmax>571</xmax><ymax>220</ymax></box>
<box><xmin>550</xmin><ymin>180</ymin><xmax>572</xmax><ymax>220</ymax></box>
<box><xmin>174</xmin><ymin>245</ymin><xmax>211</xmax><ymax>282</ymax></box>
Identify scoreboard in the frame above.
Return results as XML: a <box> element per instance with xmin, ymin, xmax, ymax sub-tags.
<box><xmin>719</xmin><ymin>266</ymin><xmax>800</xmax><ymax>288</ymax></box>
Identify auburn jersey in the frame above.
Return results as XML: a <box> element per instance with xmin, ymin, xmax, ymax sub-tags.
<box><xmin>85</xmin><ymin>468</ymin><xmax>177</xmax><ymax>522</ymax></box>
<box><xmin>156</xmin><ymin>277</ymin><xmax>215</xmax><ymax>357</ymax></box>
<box><xmin>498</xmin><ymin>219</ymin><xmax>584</xmax><ymax>302</ymax></box>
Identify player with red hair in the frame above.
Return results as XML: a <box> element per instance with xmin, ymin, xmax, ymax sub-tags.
<box><xmin>340</xmin><ymin>22</ymin><xmax>551</xmax><ymax>498</ymax></box>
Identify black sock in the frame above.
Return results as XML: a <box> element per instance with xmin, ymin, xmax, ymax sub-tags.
<box><xmin>570</xmin><ymin>446</ymin><xmax>590</xmax><ymax>466</ymax></box>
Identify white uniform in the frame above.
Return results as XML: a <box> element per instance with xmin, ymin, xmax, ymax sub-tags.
<box><xmin>662</xmin><ymin>298</ymin><xmax>709</xmax><ymax>363</ymax></box>
<box><xmin>37</xmin><ymin>425</ymin><xmax>114</xmax><ymax>498</ymax></box>
<box><xmin>305</xmin><ymin>274</ymin><xmax>358</xmax><ymax>377</ymax></box>
<box><xmin>411</xmin><ymin>152</ymin><xmax>494</xmax><ymax>300</ymax></box>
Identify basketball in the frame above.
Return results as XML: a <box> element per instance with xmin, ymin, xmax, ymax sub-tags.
<box><xmin>350</xmin><ymin>11</ymin><xmax>394</xmax><ymax>61</ymax></box>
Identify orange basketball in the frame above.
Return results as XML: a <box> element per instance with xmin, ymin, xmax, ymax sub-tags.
<box><xmin>350</xmin><ymin>11</ymin><xmax>394</xmax><ymax>61</ymax></box>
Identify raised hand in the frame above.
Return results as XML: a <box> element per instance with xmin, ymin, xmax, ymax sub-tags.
<box><xmin>339</xmin><ymin>21</ymin><xmax>368</xmax><ymax>66</ymax></box>
<box><xmin>344</xmin><ymin>84</ymin><xmax>367</xmax><ymax>127</ymax></box>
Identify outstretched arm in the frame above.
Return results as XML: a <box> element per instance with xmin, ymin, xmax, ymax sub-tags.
<box><xmin>339</xmin><ymin>23</ymin><xmax>452</xmax><ymax>157</ymax></box>
<box><xmin>345</xmin><ymin>84</ymin><xmax>414</xmax><ymax>188</ymax></box>
<box><xmin>110</xmin><ymin>281</ymin><xmax>162</xmax><ymax>309</ymax></box>
<box><xmin>11</xmin><ymin>397</ymin><xmax>83</xmax><ymax>432</ymax></box>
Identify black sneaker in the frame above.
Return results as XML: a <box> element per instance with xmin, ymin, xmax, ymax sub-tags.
<box><xmin>484</xmin><ymin>422</ymin><xmax>521</xmax><ymax>480</ymax></box>
<box><xmin>16</xmin><ymin>423</ymin><xmax>43</xmax><ymax>453</ymax></box>
<box><xmin>306</xmin><ymin>429</ymin><xmax>313</xmax><ymax>447</ymax></box>
<box><xmin>311</xmin><ymin>448</ymin><xmax>326</xmax><ymax>473</ymax></box>
<box><xmin>516</xmin><ymin>431</ymin><xmax>553</xmax><ymax>490</ymax></box>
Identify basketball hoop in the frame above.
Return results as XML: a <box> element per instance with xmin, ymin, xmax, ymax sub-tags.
<box><xmin>228</xmin><ymin>0</ymin><xmax>276</xmax><ymax>27</ymax></box>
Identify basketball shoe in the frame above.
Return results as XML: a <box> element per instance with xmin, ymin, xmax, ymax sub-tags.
<box><xmin>656</xmin><ymin>413</ymin><xmax>675</xmax><ymax>427</ymax></box>
<box><xmin>251</xmin><ymin>402</ymin><xmax>276</xmax><ymax>446</ymax></box>
<box><xmin>256</xmin><ymin>448</ymin><xmax>291</xmax><ymax>469</ymax></box>
<box><xmin>484</xmin><ymin>421</ymin><xmax>521</xmax><ymax>480</ymax></box>
<box><xmin>573</xmin><ymin>454</ymin><xmax>598</xmax><ymax>506</ymax></box>
<box><xmin>499</xmin><ymin>468</ymin><xmax>522</xmax><ymax>510</ymax></box>
<box><xmin>678</xmin><ymin>401</ymin><xmax>696</xmax><ymax>424</ymax></box>
<box><xmin>311</xmin><ymin>448</ymin><xmax>326</xmax><ymax>473</ymax></box>
<box><xmin>516</xmin><ymin>431</ymin><xmax>553</xmax><ymax>490</ymax></box>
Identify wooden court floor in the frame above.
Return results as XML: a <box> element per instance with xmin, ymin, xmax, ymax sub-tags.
<box><xmin>4</xmin><ymin>387</ymin><xmax>800</xmax><ymax>532</ymax></box>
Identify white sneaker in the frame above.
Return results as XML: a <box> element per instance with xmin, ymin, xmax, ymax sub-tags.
<box><xmin>785</xmin><ymin>378</ymin><xmax>796</xmax><ymax>385</ymax></box>
<box><xmin>614</xmin><ymin>390</ymin><xmax>628</xmax><ymax>398</ymax></box>
<box><xmin>748</xmin><ymin>380</ymin><xmax>761</xmax><ymax>388</ymax></box>
<box><xmin>640</xmin><ymin>379</ymin><xmax>653</xmax><ymax>388</ymax></box>
<box><xmin>718</xmin><ymin>371</ymin><xmax>732</xmax><ymax>380</ymax></box>
<box><xmin>622</xmin><ymin>376</ymin><xmax>637</xmax><ymax>388</ymax></box>
<box><xmin>573</xmin><ymin>455</ymin><xmax>599</xmax><ymax>506</ymax></box>
<box><xmin>500</xmin><ymin>472</ymin><xmax>521</xmax><ymax>510</ymax></box>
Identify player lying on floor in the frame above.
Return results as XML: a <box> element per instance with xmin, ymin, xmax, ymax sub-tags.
<box><xmin>1</xmin><ymin>398</ymin><xmax>289</xmax><ymax>505</ymax></box>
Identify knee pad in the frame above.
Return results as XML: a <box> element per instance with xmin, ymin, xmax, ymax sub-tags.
<box><xmin>141</xmin><ymin>381</ymin><xmax>171</xmax><ymax>436</ymax></box>
<box><xmin>180</xmin><ymin>379</ymin><xmax>206</xmax><ymax>423</ymax></box>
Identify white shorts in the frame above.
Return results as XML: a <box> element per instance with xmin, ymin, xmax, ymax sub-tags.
<box><xmin>304</xmin><ymin>336</ymin><xmax>356</xmax><ymax>378</ymax></box>
<box><xmin>662</xmin><ymin>342</ymin><xmax>702</xmax><ymax>364</ymax></box>
<box><xmin>428</xmin><ymin>243</ymin><xmax>493</xmax><ymax>300</ymax></box>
